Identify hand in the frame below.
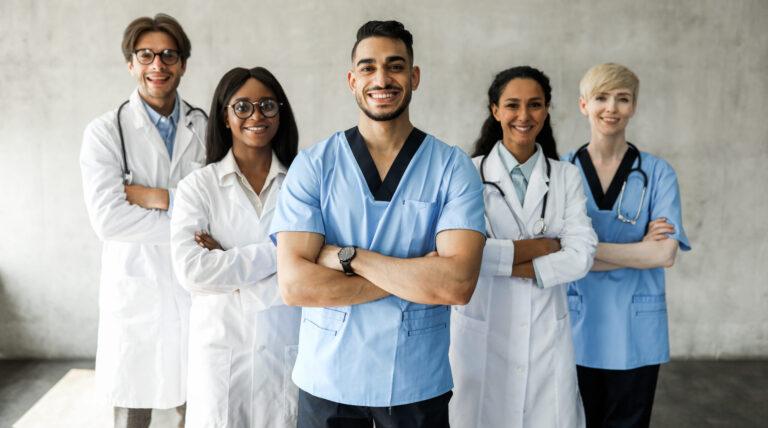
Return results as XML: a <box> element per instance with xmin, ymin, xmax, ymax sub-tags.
<box><xmin>643</xmin><ymin>218</ymin><xmax>675</xmax><ymax>242</ymax></box>
<box><xmin>195</xmin><ymin>231</ymin><xmax>223</xmax><ymax>251</ymax></box>
<box><xmin>317</xmin><ymin>245</ymin><xmax>342</xmax><ymax>271</ymax></box>
<box><xmin>540</xmin><ymin>238</ymin><xmax>561</xmax><ymax>255</ymax></box>
<box><xmin>125</xmin><ymin>185</ymin><xmax>169</xmax><ymax>210</ymax></box>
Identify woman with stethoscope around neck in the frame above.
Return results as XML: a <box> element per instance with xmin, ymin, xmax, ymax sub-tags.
<box><xmin>565</xmin><ymin>63</ymin><xmax>691</xmax><ymax>428</ymax></box>
<box><xmin>449</xmin><ymin>66</ymin><xmax>597</xmax><ymax>428</ymax></box>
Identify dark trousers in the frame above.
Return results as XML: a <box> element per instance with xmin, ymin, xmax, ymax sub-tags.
<box><xmin>297</xmin><ymin>389</ymin><xmax>452</xmax><ymax>428</ymax></box>
<box><xmin>577</xmin><ymin>364</ymin><xmax>660</xmax><ymax>428</ymax></box>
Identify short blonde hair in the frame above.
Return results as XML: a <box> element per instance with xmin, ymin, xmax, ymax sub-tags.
<box><xmin>579</xmin><ymin>63</ymin><xmax>639</xmax><ymax>104</ymax></box>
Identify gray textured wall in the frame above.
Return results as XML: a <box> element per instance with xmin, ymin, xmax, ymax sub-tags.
<box><xmin>1</xmin><ymin>0</ymin><xmax>766</xmax><ymax>358</ymax></box>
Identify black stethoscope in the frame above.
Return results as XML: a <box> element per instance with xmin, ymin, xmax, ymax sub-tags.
<box><xmin>480</xmin><ymin>147</ymin><xmax>552</xmax><ymax>236</ymax></box>
<box><xmin>116</xmin><ymin>99</ymin><xmax>208</xmax><ymax>184</ymax></box>
<box><xmin>569</xmin><ymin>142</ymin><xmax>648</xmax><ymax>225</ymax></box>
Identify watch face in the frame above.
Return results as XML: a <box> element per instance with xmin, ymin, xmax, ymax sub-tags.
<box><xmin>339</xmin><ymin>246</ymin><xmax>355</xmax><ymax>262</ymax></box>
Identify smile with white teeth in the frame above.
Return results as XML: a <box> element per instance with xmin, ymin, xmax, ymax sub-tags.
<box><xmin>512</xmin><ymin>125</ymin><xmax>533</xmax><ymax>132</ymax></box>
<box><xmin>368</xmin><ymin>91</ymin><xmax>398</xmax><ymax>100</ymax></box>
<box><xmin>243</xmin><ymin>125</ymin><xmax>268</xmax><ymax>133</ymax></box>
<box><xmin>601</xmin><ymin>117</ymin><xmax>620</xmax><ymax>124</ymax></box>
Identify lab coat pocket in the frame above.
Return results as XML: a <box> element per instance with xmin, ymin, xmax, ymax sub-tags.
<box><xmin>186</xmin><ymin>347</ymin><xmax>232</xmax><ymax>428</ymax></box>
<box><xmin>107</xmin><ymin>276</ymin><xmax>162</xmax><ymax>340</ymax></box>
<box><xmin>402</xmin><ymin>199</ymin><xmax>439</xmax><ymax>255</ymax></box>
<box><xmin>449</xmin><ymin>309</ymin><xmax>488</xmax><ymax>428</ymax></box>
<box><xmin>282</xmin><ymin>345</ymin><xmax>299</xmax><ymax>424</ymax></box>
<box><xmin>630</xmin><ymin>294</ymin><xmax>669</xmax><ymax>361</ymax></box>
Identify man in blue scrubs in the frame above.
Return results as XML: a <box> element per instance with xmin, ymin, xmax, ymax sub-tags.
<box><xmin>270</xmin><ymin>20</ymin><xmax>486</xmax><ymax>427</ymax></box>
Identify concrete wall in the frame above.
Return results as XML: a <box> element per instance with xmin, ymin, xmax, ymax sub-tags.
<box><xmin>1</xmin><ymin>0</ymin><xmax>766</xmax><ymax>358</ymax></box>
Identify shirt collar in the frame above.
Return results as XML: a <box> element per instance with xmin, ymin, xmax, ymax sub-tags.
<box><xmin>497</xmin><ymin>141</ymin><xmax>540</xmax><ymax>182</ymax></box>
<box><xmin>217</xmin><ymin>148</ymin><xmax>287</xmax><ymax>189</ymax></box>
<box><xmin>142</xmin><ymin>95</ymin><xmax>180</xmax><ymax>127</ymax></box>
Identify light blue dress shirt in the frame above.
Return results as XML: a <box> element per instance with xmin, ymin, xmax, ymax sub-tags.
<box><xmin>142</xmin><ymin>96</ymin><xmax>180</xmax><ymax>158</ymax></box>
<box><xmin>497</xmin><ymin>143</ymin><xmax>546</xmax><ymax>286</ymax></box>
<box><xmin>269</xmin><ymin>130</ymin><xmax>485</xmax><ymax>406</ymax></box>
<box><xmin>565</xmin><ymin>149</ymin><xmax>691</xmax><ymax>370</ymax></box>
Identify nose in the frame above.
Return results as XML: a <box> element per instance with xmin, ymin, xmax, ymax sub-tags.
<box><xmin>518</xmin><ymin>105</ymin><xmax>531</xmax><ymax>121</ymax></box>
<box><xmin>606</xmin><ymin>97</ymin><xmax>617</xmax><ymax>112</ymax></box>
<box><xmin>150</xmin><ymin>53</ymin><xmax>166</xmax><ymax>70</ymax></box>
<box><xmin>372</xmin><ymin>68</ymin><xmax>390</xmax><ymax>88</ymax></box>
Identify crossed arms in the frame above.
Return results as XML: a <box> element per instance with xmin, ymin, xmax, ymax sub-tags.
<box><xmin>275</xmin><ymin>229</ymin><xmax>485</xmax><ymax>307</ymax></box>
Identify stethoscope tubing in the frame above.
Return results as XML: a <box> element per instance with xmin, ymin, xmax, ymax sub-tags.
<box><xmin>116</xmin><ymin>99</ymin><xmax>208</xmax><ymax>184</ymax></box>
<box><xmin>570</xmin><ymin>142</ymin><xmax>649</xmax><ymax>224</ymax></box>
<box><xmin>479</xmin><ymin>150</ymin><xmax>551</xmax><ymax>237</ymax></box>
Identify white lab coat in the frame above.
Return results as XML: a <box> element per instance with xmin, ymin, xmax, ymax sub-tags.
<box><xmin>450</xmin><ymin>143</ymin><xmax>597</xmax><ymax>428</ymax></box>
<box><xmin>80</xmin><ymin>89</ymin><xmax>207</xmax><ymax>408</ymax></box>
<box><xmin>171</xmin><ymin>150</ymin><xmax>301</xmax><ymax>428</ymax></box>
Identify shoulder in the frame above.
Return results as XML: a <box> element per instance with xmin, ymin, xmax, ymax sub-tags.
<box><xmin>550</xmin><ymin>157</ymin><xmax>581</xmax><ymax>177</ymax></box>
<box><xmin>639</xmin><ymin>151</ymin><xmax>677</xmax><ymax>179</ymax></box>
<box><xmin>422</xmin><ymin>134</ymin><xmax>474</xmax><ymax>167</ymax></box>
<box><xmin>84</xmin><ymin>108</ymin><xmax>119</xmax><ymax>137</ymax></box>
<box><xmin>560</xmin><ymin>150</ymin><xmax>578</xmax><ymax>163</ymax></box>
<box><xmin>300</xmin><ymin>131</ymin><xmax>345</xmax><ymax>163</ymax></box>
<box><xmin>178</xmin><ymin>163</ymin><xmax>216</xmax><ymax>192</ymax></box>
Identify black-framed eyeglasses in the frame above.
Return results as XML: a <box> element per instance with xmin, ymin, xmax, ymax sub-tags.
<box><xmin>133</xmin><ymin>48</ymin><xmax>181</xmax><ymax>65</ymax></box>
<box><xmin>227</xmin><ymin>98</ymin><xmax>282</xmax><ymax>119</ymax></box>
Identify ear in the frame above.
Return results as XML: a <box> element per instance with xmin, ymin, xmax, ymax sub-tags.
<box><xmin>127</xmin><ymin>60</ymin><xmax>134</xmax><ymax>73</ymax></box>
<box><xmin>578</xmin><ymin>96</ymin><xmax>588</xmax><ymax>116</ymax></box>
<box><xmin>347</xmin><ymin>69</ymin><xmax>356</xmax><ymax>93</ymax></box>
<box><xmin>224</xmin><ymin>116</ymin><xmax>230</xmax><ymax>129</ymax></box>
<box><xmin>179</xmin><ymin>59</ymin><xmax>187</xmax><ymax>77</ymax></box>
<box><xmin>410</xmin><ymin>65</ymin><xmax>421</xmax><ymax>91</ymax></box>
<box><xmin>491</xmin><ymin>103</ymin><xmax>501</xmax><ymax>122</ymax></box>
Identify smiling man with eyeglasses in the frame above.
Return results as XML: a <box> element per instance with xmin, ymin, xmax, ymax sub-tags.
<box><xmin>79</xmin><ymin>13</ymin><xmax>208</xmax><ymax>428</ymax></box>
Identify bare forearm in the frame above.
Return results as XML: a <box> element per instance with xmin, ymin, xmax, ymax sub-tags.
<box><xmin>279</xmin><ymin>256</ymin><xmax>388</xmax><ymax>307</ymax></box>
<box><xmin>512</xmin><ymin>261</ymin><xmax>536</xmax><ymax>278</ymax></box>
<box><xmin>513</xmin><ymin>238</ymin><xmax>560</xmax><ymax>264</ymax></box>
<box><xmin>591</xmin><ymin>259</ymin><xmax>623</xmax><ymax>272</ymax></box>
<box><xmin>596</xmin><ymin>239</ymin><xmax>679</xmax><ymax>269</ymax></box>
<box><xmin>352</xmin><ymin>249</ymin><xmax>479</xmax><ymax>305</ymax></box>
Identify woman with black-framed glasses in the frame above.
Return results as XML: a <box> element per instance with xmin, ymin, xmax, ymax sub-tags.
<box><xmin>170</xmin><ymin>67</ymin><xmax>301</xmax><ymax>427</ymax></box>
<box><xmin>565</xmin><ymin>63</ymin><xmax>691</xmax><ymax>428</ymax></box>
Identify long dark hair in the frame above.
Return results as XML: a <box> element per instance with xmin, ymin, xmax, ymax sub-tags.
<box><xmin>205</xmin><ymin>67</ymin><xmax>299</xmax><ymax>167</ymax></box>
<box><xmin>472</xmin><ymin>66</ymin><xmax>558</xmax><ymax>160</ymax></box>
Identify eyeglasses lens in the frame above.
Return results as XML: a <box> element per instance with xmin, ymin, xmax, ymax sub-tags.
<box><xmin>134</xmin><ymin>49</ymin><xmax>180</xmax><ymax>65</ymax></box>
<box><xmin>232</xmin><ymin>99</ymin><xmax>279</xmax><ymax>119</ymax></box>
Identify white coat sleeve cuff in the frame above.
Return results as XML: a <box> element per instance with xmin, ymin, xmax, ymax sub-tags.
<box><xmin>166</xmin><ymin>188</ymin><xmax>175</xmax><ymax>218</ymax></box>
<box><xmin>532</xmin><ymin>256</ymin><xmax>554</xmax><ymax>288</ymax></box>
<box><xmin>481</xmin><ymin>238</ymin><xmax>514</xmax><ymax>277</ymax></box>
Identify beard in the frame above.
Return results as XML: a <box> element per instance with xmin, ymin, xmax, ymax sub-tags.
<box><xmin>356</xmin><ymin>85</ymin><xmax>412</xmax><ymax>122</ymax></box>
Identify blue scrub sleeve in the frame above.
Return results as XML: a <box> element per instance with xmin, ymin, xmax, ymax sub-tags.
<box><xmin>649</xmin><ymin>159</ymin><xmax>691</xmax><ymax>251</ymax></box>
<box><xmin>268</xmin><ymin>151</ymin><xmax>325</xmax><ymax>244</ymax></box>
<box><xmin>435</xmin><ymin>149</ymin><xmax>486</xmax><ymax>234</ymax></box>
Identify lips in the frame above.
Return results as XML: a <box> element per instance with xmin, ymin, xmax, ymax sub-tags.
<box><xmin>366</xmin><ymin>89</ymin><xmax>400</xmax><ymax>105</ymax></box>
<box><xmin>242</xmin><ymin>124</ymin><xmax>269</xmax><ymax>134</ymax></box>
<box><xmin>146</xmin><ymin>74</ymin><xmax>171</xmax><ymax>85</ymax></box>
<box><xmin>511</xmin><ymin>124</ymin><xmax>534</xmax><ymax>133</ymax></box>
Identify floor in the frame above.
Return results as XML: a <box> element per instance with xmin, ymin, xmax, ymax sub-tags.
<box><xmin>1</xmin><ymin>360</ymin><xmax>766</xmax><ymax>427</ymax></box>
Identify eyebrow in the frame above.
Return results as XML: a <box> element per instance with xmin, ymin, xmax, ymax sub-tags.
<box><xmin>502</xmin><ymin>97</ymin><xmax>545</xmax><ymax>102</ymax></box>
<box><xmin>355</xmin><ymin>55</ymin><xmax>407</xmax><ymax>67</ymax></box>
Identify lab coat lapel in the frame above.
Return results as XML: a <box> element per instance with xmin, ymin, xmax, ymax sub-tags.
<box><xmin>523</xmin><ymin>149</ymin><xmax>549</xmax><ymax>225</ymax></box>
<box><xmin>485</xmin><ymin>143</ymin><xmax>524</xmax><ymax>215</ymax></box>
<box><xmin>128</xmin><ymin>90</ymin><xmax>172</xmax><ymax>166</ymax></box>
<box><xmin>170</xmin><ymin>97</ymin><xmax>194</xmax><ymax>177</ymax></box>
<box><xmin>214</xmin><ymin>159</ymin><xmax>258</xmax><ymax>216</ymax></box>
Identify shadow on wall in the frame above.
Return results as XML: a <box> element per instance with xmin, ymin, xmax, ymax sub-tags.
<box><xmin>0</xmin><ymin>271</ymin><xmax>37</xmax><ymax>358</ymax></box>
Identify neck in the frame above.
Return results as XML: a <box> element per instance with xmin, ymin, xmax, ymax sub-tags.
<box><xmin>502</xmin><ymin>139</ymin><xmax>536</xmax><ymax>164</ymax></box>
<box><xmin>587</xmin><ymin>131</ymin><xmax>628</xmax><ymax>162</ymax></box>
<box><xmin>232</xmin><ymin>143</ymin><xmax>272</xmax><ymax>176</ymax></box>
<box><xmin>139</xmin><ymin>90</ymin><xmax>177</xmax><ymax>116</ymax></box>
<box><xmin>357</xmin><ymin>111</ymin><xmax>413</xmax><ymax>153</ymax></box>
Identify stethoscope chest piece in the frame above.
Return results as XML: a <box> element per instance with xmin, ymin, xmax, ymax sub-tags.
<box><xmin>532</xmin><ymin>218</ymin><xmax>546</xmax><ymax>236</ymax></box>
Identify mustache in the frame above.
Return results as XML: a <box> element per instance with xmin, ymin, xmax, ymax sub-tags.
<box><xmin>366</xmin><ymin>85</ymin><xmax>401</xmax><ymax>92</ymax></box>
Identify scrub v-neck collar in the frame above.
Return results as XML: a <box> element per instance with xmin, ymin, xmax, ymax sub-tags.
<box><xmin>345</xmin><ymin>126</ymin><xmax>427</xmax><ymax>202</ymax></box>
<box><xmin>578</xmin><ymin>143</ymin><xmax>639</xmax><ymax>210</ymax></box>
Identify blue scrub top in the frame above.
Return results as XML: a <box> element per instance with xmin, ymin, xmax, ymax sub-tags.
<box><xmin>564</xmin><ymin>149</ymin><xmax>691</xmax><ymax>370</ymax></box>
<box><xmin>270</xmin><ymin>129</ymin><xmax>485</xmax><ymax>406</ymax></box>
